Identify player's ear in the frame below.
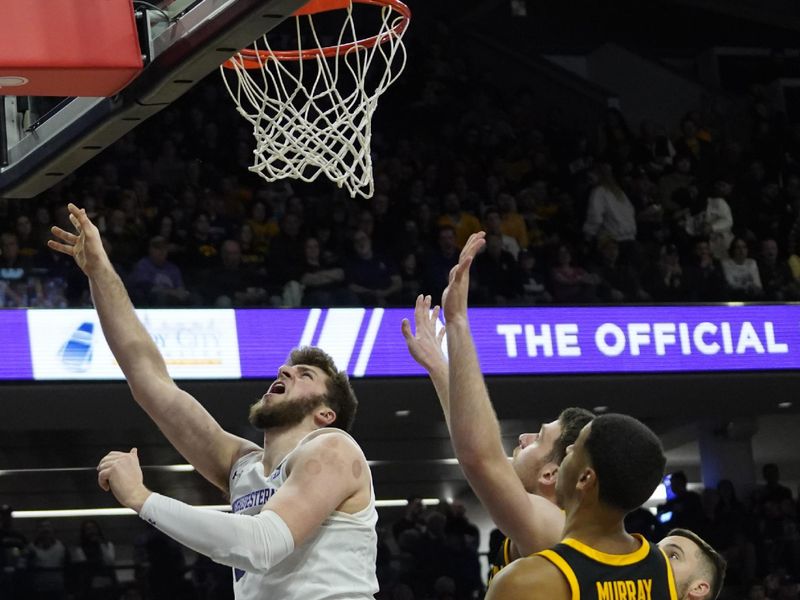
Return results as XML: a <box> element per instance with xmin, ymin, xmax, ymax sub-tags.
<box><xmin>576</xmin><ymin>467</ymin><xmax>596</xmax><ymax>492</ymax></box>
<box><xmin>687</xmin><ymin>580</ymin><xmax>710</xmax><ymax>599</ymax></box>
<box><xmin>314</xmin><ymin>406</ymin><xmax>336</xmax><ymax>427</ymax></box>
<box><xmin>538</xmin><ymin>462</ymin><xmax>558</xmax><ymax>487</ymax></box>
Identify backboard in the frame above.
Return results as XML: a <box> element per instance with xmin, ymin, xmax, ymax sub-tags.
<box><xmin>0</xmin><ymin>0</ymin><xmax>308</xmax><ymax>199</ymax></box>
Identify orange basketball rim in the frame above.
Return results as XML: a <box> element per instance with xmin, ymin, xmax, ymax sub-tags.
<box><xmin>224</xmin><ymin>0</ymin><xmax>411</xmax><ymax>68</ymax></box>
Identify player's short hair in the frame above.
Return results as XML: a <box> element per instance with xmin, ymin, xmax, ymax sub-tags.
<box><xmin>667</xmin><ymin>528</ymin><xmax>727</xmax><ymax>600</ymax></box>
<box><xmin>584</xmin><ymin>414</ymin><xmax>666</xmax><ymax>512</ymax></box>
<box><xmin>545</xmin><ymin>407</ymin><xmax>595</xmax><ymax>465</ymax></box>
<box><xmin>288</xmin><ymin>347</ymin><xmax>358</xmax><ymax>432</ymax></box>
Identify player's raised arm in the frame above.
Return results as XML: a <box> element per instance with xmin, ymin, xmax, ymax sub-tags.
<box><xmin>50</xmin><ymin>204</ymin><xmax>258</xmax><ymax>493</ymax></box>
<box><xmin>443</xmin><ymin>232</ymin><xmax>563</xmax><ymax>557</ymax></box>
<box><xmin>401</xmin><ymin>294</ymin><xmax>450</xmax><ymax>427</ymax></box>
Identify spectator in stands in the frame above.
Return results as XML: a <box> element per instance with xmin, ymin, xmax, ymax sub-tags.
<box><xmin>398</xmin><ymin>252</ymin><xmax>422</xmax><ymax>306</ymax></box>
<box><xmin>683</xmin><ymin>179</ymin><xmax>735</xmax><ymax>261</ymax></box>
<box><xmin>369</xmin><ymin>193</ymin><xmax>398</xmax><ymax>255</ymax></box>
<box><xmin>129</xmin><ymin>237</ymin><xmax>192</xmax><ymax>306</ymax></box>
<box><xmin>437</xmin><ymin>192</ymin><xmax>481</xmax><ymax>248</ymax></box>
<box><xmin>722</xmin><ymin>237</ymin><xmax>764</xmax><ymax>299</ymax></box>
<box><xmin>299</xmin><ymin>237</ymin><xmax>352</xmax><ymax>307</ymax></box>
<box><xmin>105</xmin><ymin>209</ymin><xmax>144</xmax><ymax>269</ymax></box>
<box><xmin>237</xmin><ymin>223</ymin><xmax>267</xmax><ymax>274</ymax></box>
<box><xmin>473</xmin><ymin>232</ymin><xmax>521</xmax><ymax>304</ymax></box>
<box><xmin>0</xmin><ymin>504</ymin><xmax>27</xmax><ymax>600</ymax></box>
<box><xmin>757</xmin><ymin>464</ymin><xmax>794</xmax><ymax>507</ymax></box>
<box><xmin>346</xmin><ymin>230</ymin><xmax>401</xmax><ymax>306</ymax></box>
<box><xmin>684</xmin><ymin>238</ymin><xmax>727</xmax><ymax>301</ymax></box>
<box><xmin>141</xmin><ymin>528</ymin><xmax>195</xmax><ymax>600</ymax></box>
<box><xmin>482</xmin><ymin>206</ymin><xmax>520</xmax><ymax>259</ymax></box>
<box><xmin>518</xmin><ymin>249</ymin><xmax>551</xmax><ymax>304</ymax></box>
<box><xmin>549</xmin><ymin>243</ymin><xmax>600</xmax><ymax>303</ymax></box>
<box><xmin>246</xmin><ymin>200</ymin><xmax>277</xmax><ymax>256</ymax></box>
<box><xmin>658</xmin><ymin>471</ymin><xmax>708</xmax><ymax>537</ymax></box>
<box><xmin>632</xmin><ymin>119</ymin><xmax>675</xmax><ymax>177</ymax></box>
<box><xmin>596</xmin><ymin>107</ymin><xmax>633</xmax><ymax>165</ymax></box>
<box><xmin>673</xmin><ymin>114</ymin><xmax>712</xmax><ymax>176</ymax></box>
<box><xmin>753</xmin><ymin>182</ymin><xmax>792</xmax><ymax>243</ymax></box>
<box><xmin>645</xmin><ymin>243</ymin><xmax>686</xmax><ymax>301</ymax></box>
<box><xmin>592</xmin><ymin>237</ymin><xmax>649</xmax><ymax>302</ymax></box>
<box><xmin>28</xmin><ymin>520</ymin><xmax>69</xmax><ymax>600</ymax></box>
<box><xmin>496</xmin><ymin>192</ymin><xmax>529</xmax><ymax>250</ymax></box>
<box><xmin>268</xmin><ymin>213</ymin><xmax>305</xmax><ymax>287</ymax></box>
<box><xmin>758</xmin><ymin>238</ymin><xmax>795</xmax><ymax>300</ymax></box>
<box><xmin>657</xmin><ymin>154</ymin><xmax>695</xmax><ymax>218</ymax></box>
<box><xmin>711</xmin><ymin>480</ymin><xmax>758</xmax><ymax>589</ymax></box>
<box><xmin>0</xmin><ymin>232</ymin><xmax>31</xmax><ymax>307</ymax></box>
<box><xmin>72</xmin><ymin>520</ymin><xmax>117</xmax><ymax>600</ymax></box>
<box><xmin>15</xmin><ymin>215</ymin><xmax>41</xmax><ymax>263</ymax></box>
<box><xmin>423</xmin><ymin>226</ymin><xmax>460</xmax><ymax>304</ymax></box>
<box><xmin>200</xmin><ymin>239</ymin><xmax>268</xmax><ymax>307</ymax></box>
<box><xmin>583</xmin><ymin>162</ymin><xmax>637</xmax><ymax>257</ymax></box>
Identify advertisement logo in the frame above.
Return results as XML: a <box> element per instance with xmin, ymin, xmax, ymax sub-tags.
<box><xmin>28</xmin><ymin>309</ymin><xmax>242</xmax><ymax>380</ymax></box>
<box><xmin>59</xmin><ymin>322</ymin><xmax>94</xmax><ymax>372</ymax></box>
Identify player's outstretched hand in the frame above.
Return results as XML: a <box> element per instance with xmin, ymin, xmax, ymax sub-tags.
<box><xmin>97</xmin><ymin>448</ymin><xmax>151</xmax><ymax>512</ymax></box>
<box><xmin>402</xmin><ymin>294</ymin><xmax>446</xmax><ymax>373</ymax></box>
<box><xmin>48</xmin><ymin>203</ymin><xmax>109</xmax><ymax>277</ymax></box>
<box><xmin>442</xmin><ymin>232</ymin><xmax>486</xmax><ymax>324</ymax></box>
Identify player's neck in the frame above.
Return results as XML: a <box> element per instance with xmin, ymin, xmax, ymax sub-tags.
<box><xmin>261</xmin><ymin>422</ymin><xmax>317</xmax><ymax>473</ymax></box>
<box><xmin>562</xmin><ymin>503</ymin><xmax>635</xmax><ymax>552</ymax></box>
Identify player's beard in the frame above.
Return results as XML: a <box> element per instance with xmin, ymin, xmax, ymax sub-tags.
<box><xmin>248</xmin><ymin>392</ymin><xmax>327</xmax><ymax>430</ymax></box>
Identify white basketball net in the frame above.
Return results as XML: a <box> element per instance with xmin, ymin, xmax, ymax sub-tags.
<box><xmin>221</xmin><ymin>3</ymin><xmax>408</xmax><ymax>199</ymax></box>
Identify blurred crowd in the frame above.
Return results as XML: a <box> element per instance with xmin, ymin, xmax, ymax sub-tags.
<box><xmin>3</xmin><ymin>21</ymin><xmax>800</xmax><ymax>309</ymax></box>
<box><xmin>628</xmin><ymin>465</ymin><xmax>800</xmax><ymax>600</ymax></box>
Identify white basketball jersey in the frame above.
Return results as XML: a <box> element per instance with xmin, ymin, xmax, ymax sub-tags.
<box><xmin>228</xmin><ymin>428</ymin><xmax>378</xmax><ymax>599</ymax></box>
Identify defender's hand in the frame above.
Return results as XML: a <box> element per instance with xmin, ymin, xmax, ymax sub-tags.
<box><xmin>442</xmin><ymin>232</ymin><xmax>486</xmax><ymax>325</ymax></box>
<box><xmin>402</xmin><ymin>294</ymin><xmax>446</xmax><ymax>373</ymax></box>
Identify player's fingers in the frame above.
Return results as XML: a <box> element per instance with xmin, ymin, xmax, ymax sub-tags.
<box><xmin>431</xmin><ymin>305</ymin><xmax>441</xmax><ymax>325</ymax></box>
<box><xmin>448</xmin><ymin>264</ymin><xmax>459</xmax><ymax>284</ymax></box>
<box><xmin>69</xmin><ymin>204</ymin><xmax>95</xmax><ymax>233</ymax></box>
<box><xmin>454</xmin><ymin>256</ymin><xmax>473</xmax><ymax>281</ymax></box>
<box><xmin>98</xmin><ymin>469</ymin><xmax>112</xmax><ymax>492</ymax></box>
<box><xmin>464</xmin><ymin>236</ymin><xmax>485</xmax><ymax>260</ymax></box>
<box><xmin>46</xmin><ymin>240</ymin><xmax>75</xmax><ymax>256</ymax></box>
<box><xmin>96</xmin><ymin>457</ymin><xmax>117</xmax><ymax>472</ymax></box>
<box><xmin>413</xmin><ymin>294</ymin><xmax>425</xmax><ymax>323</ymax></box>
<box><xmin>437</xmin><ymin>322</ymin><xmax>446</xmax><ymax>344</ymax></box>
<box><xmin>401</xmin><ymin>318</ymin><xmax>412</xmax><ymax>339</ymax></box>
<box><xmin>68</xmin><ymin>213</ymin><xmax>82</xmax><ymax>233</ymax></box>
<box><xmin>424</xmin><ymin>295</ymin><xmax>431</xmax><ymax>311</ymax></box>
<box><xmin>50</xmin><ymin>226</ymin><xmax>77</xmax><ymax>244</ymax></box>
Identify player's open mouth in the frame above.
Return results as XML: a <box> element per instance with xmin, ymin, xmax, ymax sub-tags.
<box><xmin>267</xmin><ymin>381</ymin><xmax>286</xmax><ymax>395</ymax></box>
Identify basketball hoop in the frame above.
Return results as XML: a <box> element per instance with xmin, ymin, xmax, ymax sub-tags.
<box><xmin>221</xmin><ymin>0</ymin><xmax>410</xmax><ymax>199</ymax></box>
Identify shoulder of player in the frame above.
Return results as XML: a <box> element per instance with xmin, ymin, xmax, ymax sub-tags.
<box><xmin>287</xmin><ymin>430</ymin><xmax>366</xmax><ymax>472</ymax></box>
<box><xmin>490</xmin><ymin>555</ymin><xmax>568</xmax><ymax>598</ymax></box>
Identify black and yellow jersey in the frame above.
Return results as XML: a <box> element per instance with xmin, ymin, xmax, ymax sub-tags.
<box><xmin>488</xmin><ymin>536</ymin><xmax>513</xmax><ymax>585</ymax></box>
<box><xmin>536</xmin><ymin>534</ymin><xmax>678</xmax><ymax>600</ymax></box>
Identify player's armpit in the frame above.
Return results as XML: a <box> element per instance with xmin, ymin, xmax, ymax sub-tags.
<box><xmin>486</xmin><ymin>556</ymin><xmax>571</xmax><ymax>600</ymax></box>
<box><xmin>263</xmin><ymin>432</ymin><xmax>369</xmax><ymax>546</ymax></box>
